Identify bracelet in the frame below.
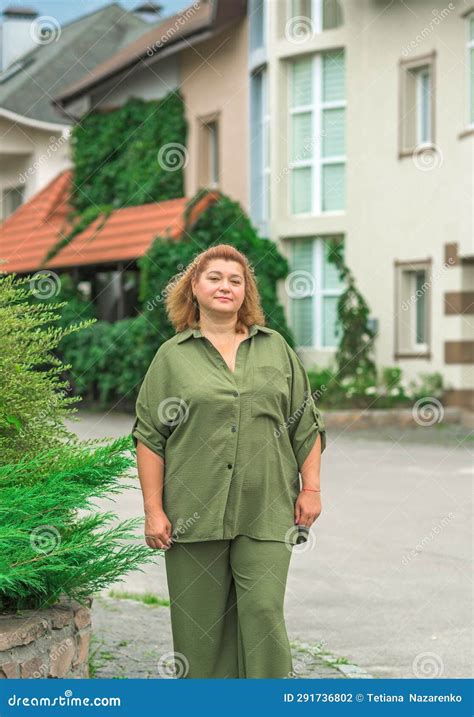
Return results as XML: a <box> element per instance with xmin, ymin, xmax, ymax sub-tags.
<box><xmin>302</xmin><ymin>488</ymin><xmax>321</xmax><ymax>492</ymax></box>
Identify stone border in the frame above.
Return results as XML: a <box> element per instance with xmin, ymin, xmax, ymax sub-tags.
<box><xmin>0</xmin><ymin>594</ymin><xmax>93</xmax><ymax>679</ymax></box>
<box><xmin>290</xmin><ymin>639</ymin><xmax>374</xmax><ymax>679</ymax></box>
<box><xmin>324</xmin><ymin>655</ymin><xmax>374</xmax><ymax>679</ymax></box>
<box><xmin>324</xmin><ymin>406</ymin><xmax>464</xmax><ymax>429</ymax></box>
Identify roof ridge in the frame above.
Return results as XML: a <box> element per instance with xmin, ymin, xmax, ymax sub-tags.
<box><xmin>0</xmin><ymin>4</ymin><xmax>148</xmax><ymax>97</ymax></box>
<box><xmin>58</xmin><ymin>3</ymin><xmax>136</xmax><ymax>33</ymax></box>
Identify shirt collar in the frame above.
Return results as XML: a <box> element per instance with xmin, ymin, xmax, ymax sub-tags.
<box><xmin>176</xmin><ymin>323</ymin><xmax>272</xmax><ymax>344</ymax></box>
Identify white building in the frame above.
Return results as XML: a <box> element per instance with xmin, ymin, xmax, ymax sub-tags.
<box><xmin>248</xmin><ymin>0</ymin><xmax>473</xmax><ymax>410</ymax></box>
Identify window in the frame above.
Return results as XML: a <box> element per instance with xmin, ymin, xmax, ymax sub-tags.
<box><xmin>286</xmin><ymin>0</ymin><xmax>343</xmax><ymax>38</ymax></box>
<box><xmin>289</xmin><ymin>236</ymin><xmax>345</xmax><ymax>348</ymax></box>
<box><xmin>2</xmin><ymin>185</ymin><xmax>24</xmax><ymax>219</ymax></box>
<box><xmin>468</xmin><ymin>12</ymin><xmax>474</xmax><ymax>126</ymax></box>
<box><xmin>416</xmin><ymin>67</ymin><xmax>431</xmax><ymax>145</ymax></box>
<box><xmin>395</xmin><ymin>261</ymin><xmax>431</xmax><ymax>357</ymax></box>
<box><xmin>249</xmin><ymin>0</ymin><xmax>266</xmax><ymax>52</ymax></box>
<box><xmin>399</xmin><ymin>53</ymin><xmax>436</xmax><ymax>156</ymax></box>
<box><xmin>250</xmin><ymin>67</ymin><xmax>270</xmax><ymax>235</ymax></box>
<box><xmin>289</xmin><ymin>50</ymin><xmax>346</xmax><ymax>214</ymax></box>
<box><xmin>198</xmin><ymin>115</ymin><xmax>219</xmax><ymax>188</ymax></box>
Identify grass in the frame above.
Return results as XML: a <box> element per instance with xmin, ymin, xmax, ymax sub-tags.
<box><xmin>108</xmin><ymin>589</ymin><xmax>170</xmax><ymax>607</ymax></box>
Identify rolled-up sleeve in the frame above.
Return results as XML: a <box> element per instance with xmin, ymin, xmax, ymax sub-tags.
<box><xmin>286</xmin><ymin>344</ymin><xmax>326</xmax><ymax>469</ymax></box>
<box><xmin>131</xmin><ymin>350</ymin><xmax>170</xmax><ymax>460</ymax></box>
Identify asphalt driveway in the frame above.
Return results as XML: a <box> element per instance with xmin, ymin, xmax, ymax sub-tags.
<box><xmin>66</xmin><ymin>409</ymin><xmax>473</xmax><ymax>679</ymax></box>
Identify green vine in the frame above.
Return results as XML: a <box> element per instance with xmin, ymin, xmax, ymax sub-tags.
<box><xmin>326</xmin><ymin>238</ymin><xmax>377</xmax><ymax>383</ymax></box>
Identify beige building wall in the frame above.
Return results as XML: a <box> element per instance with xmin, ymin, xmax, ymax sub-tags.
<box><xmin>71</xmin><ymin>18</ymin><xmax>250</xmax><ymax>210</ymax></box>
<box><xmin>263</xmin><ymin>0</ymin><xmax>473</xmax><ymax>408</ymax></box>
<box><xmin>180</xmin><ymin>18</ymin><xmax>249</xmax><ymax>209</ymax></box>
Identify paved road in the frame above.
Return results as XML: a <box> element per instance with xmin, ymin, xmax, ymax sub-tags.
<box><xmin>66</xmin><ymin>410</ymin><xmax>473</xmax><ymax>679</ymax></box>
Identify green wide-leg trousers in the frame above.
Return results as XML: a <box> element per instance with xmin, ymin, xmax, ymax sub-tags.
<box><xmin>164</xmin><ymin>534</ymin><xmax>294</xmax><ymax>678</ymax></box>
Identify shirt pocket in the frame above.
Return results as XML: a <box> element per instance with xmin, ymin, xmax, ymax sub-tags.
<box><xmin>251</xmin><ymin>365</ymin><xmax>291</xmax><ymax>420</ymax></box>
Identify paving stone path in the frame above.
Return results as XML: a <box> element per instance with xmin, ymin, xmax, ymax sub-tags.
<box><xmin>90</xmin><ymin>594</ymin><xmax>373</xmax><ymax>679</ymax></box>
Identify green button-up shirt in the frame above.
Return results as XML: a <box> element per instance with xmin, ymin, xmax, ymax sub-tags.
<box><xmin>132</xmin><ymin>323</ymin><xmax>326</xmax><ymax>545</ymax></box>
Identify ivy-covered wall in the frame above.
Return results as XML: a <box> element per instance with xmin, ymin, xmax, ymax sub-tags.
<box><xmin>72</xmin><ymin>92</ymin><xmax>187</xmax><ymax>211</ymax></box>
<box><xmin>45</xmin><ymin>91</ymin><xmax>187</xmax><ymax>263</ymax></box>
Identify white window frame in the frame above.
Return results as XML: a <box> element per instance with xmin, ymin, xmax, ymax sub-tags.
<box><xmin>398</xmin><ymin>52</ymin><xmax>436</xmax><ymax>157</ymax></box>
<box><xmin>467</xmin><ymin>11</ymin><xmax>474</xmax><ymax>127</ymax></box>
<box><xmin>394</xmin><ymin>261</ymin><xmax>431</xmax><ymax>357</ymax></box>
<box><xmin>287</xmin><ymin>0</ymin><xmax>322</xmax><ymax>33</ymax></box>
<box><xmin>292</xmin><ymin>236</ymin><xmax>344</xmax><ymax>349</ymax></box>
<box><xmin>288</xmin><ymin>52</ymin><xmax>346</xmax><ymax>217</ymax></box>
<box><xmin>287</xmin><ymin>0</ymin><xmax>343</xmax><ymax>35</ymax></box>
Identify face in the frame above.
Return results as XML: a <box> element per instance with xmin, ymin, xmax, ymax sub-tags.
<box><xmin>191</xmin><ymin>259</ymin><xmax>245</xmax><ymax>319</ymax></box>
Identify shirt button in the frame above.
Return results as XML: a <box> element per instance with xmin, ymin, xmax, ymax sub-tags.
<box><xmin>227</xmin><ymin>463</ymin><xmax>233</xmax><ymax>469</ymax></box>
<box><xmin>232</xmin><ymin>391</ymin><xmax>238</xmax><ymax>397</ymax></box>
<box><xmin>231</xmin><ymin>425</ymin><xmax>237</xmax><ymax>432</ymax></box>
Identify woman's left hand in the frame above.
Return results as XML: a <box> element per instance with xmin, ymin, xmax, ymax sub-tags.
<box><xmin>294</xmin><ymin>490</ymin><xmax>322</xmax><ymax>528</ymax></box>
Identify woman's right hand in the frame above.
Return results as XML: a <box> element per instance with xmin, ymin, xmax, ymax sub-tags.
<box><xmin>144</xmin><ymin>510</ymin><xmax>173</xmax><ymax>550</ymax></box>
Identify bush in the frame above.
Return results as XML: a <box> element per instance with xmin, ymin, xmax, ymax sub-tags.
<box><xmin>307</xmin><ymin>363</ymin><xmax>444</xmax><ymax>410</ymax></box>
<box><xmin>0</xmin><ymin>272</ymin><xmax>160</xmax><ymax>612</ymax></box>
<box><xmin>0</xmin><ymin>437</ymin><xmax>158</xmax><ymax>612</ymax></box>
<box><xmin>0</xmin><ymin>272</ymin><xmax>95</xmax><ymax>464</ymax></box>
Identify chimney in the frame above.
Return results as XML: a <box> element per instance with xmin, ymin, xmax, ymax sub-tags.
<box><xmin>133</xmin><ymin>2</ymin><xmax>163</xmax><ymax>24</ymax></box>
<box><xmin>0</xmin><ymin>5</ymin><xmax>39</xmax><ymax>72</ymax></box>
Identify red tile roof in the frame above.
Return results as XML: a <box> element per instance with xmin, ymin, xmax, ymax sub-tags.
<box><xmin>0</xmin><ymin>170</ymin><xmax>219</xmax><ymax>274</ymax></box>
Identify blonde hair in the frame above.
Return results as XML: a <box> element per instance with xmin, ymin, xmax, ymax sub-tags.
<box><xmin>165</xmin><ymin>244</ymin><xmax>266</xmax><ymax>334</ymax></box>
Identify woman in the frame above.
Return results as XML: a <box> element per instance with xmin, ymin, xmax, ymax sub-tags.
<box><xmin>132</xmin><ymin>244</ymin><xmax>326</xmax><ymax>679</ymax></box>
